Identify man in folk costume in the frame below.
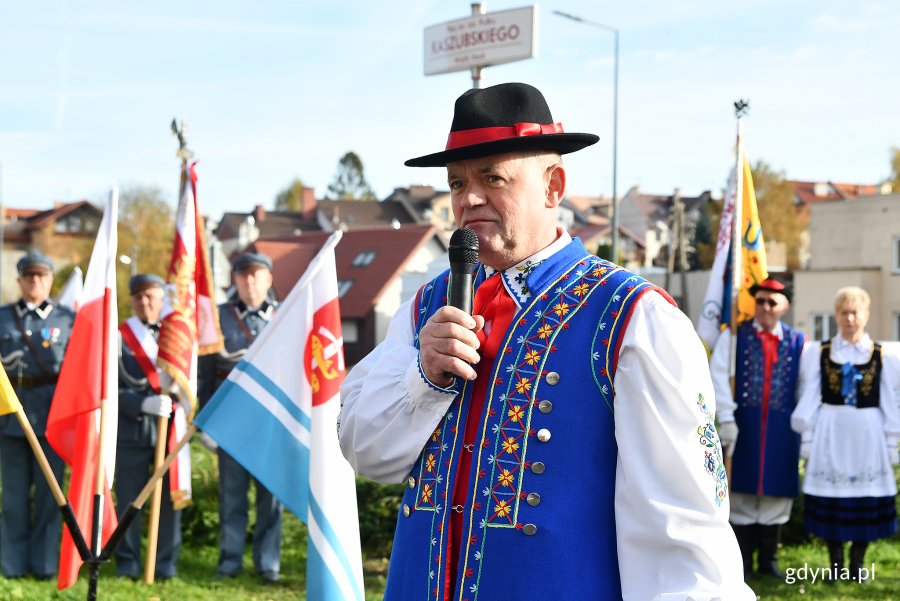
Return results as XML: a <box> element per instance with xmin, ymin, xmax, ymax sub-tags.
<box><xmin>339</xmin><ymin>82</ymin><xmax>752</xmax><ymax>600</ymax></box>
<box><xmin>711</xmin><ymin>277</ymin><xmax>807</xmax><ymax>579</ymax></box>
<box><xmin>115</xmin><ymin>274</ymin><xmax>183</xmax><ymax>579</ymax></box>
<box><xmin>0</xmin><ymin>253</ymin><xmax>74</xmax><ymax>579</ymax></box>
<box><xmin>198</xmin><ymin>252</ymin><xmax>282</xmax><ymax>583</ymax></box>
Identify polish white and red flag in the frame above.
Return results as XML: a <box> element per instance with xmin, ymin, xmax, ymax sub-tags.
<box><xmin>156</xmin><ymin>161</ymin><xmax>223</xmax><ymax>506</ymax></box>
<box><xmin>46</xmin><ymin>189</ymin><xmax>119</xmax><ymax>590</ymax></box>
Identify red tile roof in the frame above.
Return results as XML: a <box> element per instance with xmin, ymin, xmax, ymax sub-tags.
<box><xmin>248</xmin><ymin>224</ymin><xmax>438</xmax><ymax>319</ymax></box>
<box><xmin>790</xmin><ymin>181</ymin><xmax>885</xmax><ymax>205</ymax></box>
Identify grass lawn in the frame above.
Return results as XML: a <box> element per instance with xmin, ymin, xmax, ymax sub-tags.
<box><xmin>1</xmin><ymin>536</ymin><xmax>897</xmax><ymax>600</ymax></box>
<box><xmin>0</xmin><ymin>444</ymin><xmax>897</xmax><ymax>599</ymax></box>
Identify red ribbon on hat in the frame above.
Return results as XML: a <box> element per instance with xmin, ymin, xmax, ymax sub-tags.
<box><xmin>445</xmin><ymin>122</ymin><xmax>565</xmax><ymax>150</ymax></box>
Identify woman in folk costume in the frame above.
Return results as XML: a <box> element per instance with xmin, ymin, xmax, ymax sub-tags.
<box><xmin>339</xmin><ymin>82</ymin><xmax>753</xmax><ymax>601</ymax></box>
<box><xmin>791</xmin><ymin>286</ymin><xmax>900</xmax><ymax>582</ymax></box>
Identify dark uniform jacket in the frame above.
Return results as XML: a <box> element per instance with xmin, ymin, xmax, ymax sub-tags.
<box><xmin>117</xmin><ymin>323</ymin><xmax>164</xmax><ymax>448</ymax></box>
<box><xmin>0</xmin><ymin>300</ymin><xmax>75</xmax><ymax>436</ymax></box>
<box><xmin>198</xmin><ymin>299</ymin><xmax>277</xmax><ymax>406</ymax></box>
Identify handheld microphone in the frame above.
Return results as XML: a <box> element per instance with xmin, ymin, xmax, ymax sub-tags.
<box><xmin>447</xmin><ymin>228</ymin><xmax>479</xmax><ymax>314</ymax></box>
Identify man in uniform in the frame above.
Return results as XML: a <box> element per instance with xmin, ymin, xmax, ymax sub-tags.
<box><xmin>199</xmin><ymin>252</ymin><xmax>282</xmax><ymax>583</ymax></box>
<box><xmin>712</xmin><ymin>277</ymin><xmax>807</xmax><ymax>579</ymax></box>
<box><xmin>339</xmin><ymin>82</ymin><xmax>752</xmax><ymax>600</ymax></box>
<box><xmin>115</xmin><ymin>274</ymin><xmax>181</xmax><ymax>579</ymax></box>
<box><xmin>0</xmin><ymin>252</ymin><xmax>75</xmax><ymax>579</ymax></box>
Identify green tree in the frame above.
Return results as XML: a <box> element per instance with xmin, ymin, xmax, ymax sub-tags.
<box><xmin>751</xmin><ymin>160</ymin><xmax>807</xmax><ymax>271</ymax></box>
<box><xmin>116</xmin><ymin>185</ymin><xmax>175</xmax><ymax>317</ymax></box>
<box><xmin>327</xmin><ymin>151</ymin><xmax>376</xmax><ymax>200</ymax></box>
<box><xmin>274</xmin><ymin>177</ymin><xmax>307</xmax><ymax>212</ymax></box>
<box><xmin>887</xmin><ymin>146</ymin><xmax>900</xmax><ymax>190</ymax></box>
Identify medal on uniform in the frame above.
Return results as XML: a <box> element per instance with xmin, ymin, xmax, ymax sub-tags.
<box><xmin>41</xmin><ymin>327</ymin><xmax>59</xmax><ymax>348</ymax></box>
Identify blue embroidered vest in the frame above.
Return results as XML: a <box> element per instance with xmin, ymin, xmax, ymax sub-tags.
<box><xmin>384</xmin><ymin>239</ymin><xmax>667</xmax><ymax>601</ymax></box>
<box><xmin>731</xmin><ymin>321</ymin><xmax>805</xmax><ymax>497</ymax></box>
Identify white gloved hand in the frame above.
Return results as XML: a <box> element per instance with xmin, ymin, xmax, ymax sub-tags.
<box><xmin>717</xmin><ymin>421</ymin><xmax>738</xmax><ymax>458</ymax></box>
<box><xmin>800</xmin><ymin>440</ymin><xmax>812</xmax><ymax>460</ymax></box>
<box><xmin>888</xmin><ymin>445</ymin><xmax>899</xmax><ymax>466</ymax></box>
<box><xmin>199</xmin><ymin>431</ymin><xmax>218</xmax><ymax>452</ymax></box>
<box><xmin>141</xmin><ymin>394</ymin><xmax>173</xmax><ymax>418</ymax></box>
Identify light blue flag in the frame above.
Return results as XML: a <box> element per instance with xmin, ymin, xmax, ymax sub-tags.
<box><xmin>195</xmin><ymin>231</ymin><xmax>364</xmax><ymax>600</ymax></box>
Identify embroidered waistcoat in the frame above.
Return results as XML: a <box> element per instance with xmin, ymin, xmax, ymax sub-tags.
<box><xmin>384</xmin><ymin>239</ymin><xmax>667</xmax><ymax>601</ymax></box>
<box><xmin>820</xmin><ymin>341</ymin><xmax>882</xmax><ymax>409</ymax></box>
<box><xmin>731</xmin><ymin>321</ymin><xmax>805</xmax><ymax>497</ymax></box>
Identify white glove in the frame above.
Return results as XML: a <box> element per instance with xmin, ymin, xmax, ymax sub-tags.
<box><xmin>800</xmin><ymin>440</ymin><xmax>812</xmax><ymax>460</ymax></box>
<box><xmin>717</xmin><ymin>421</ymin><xmax>738</xmax><ymax>458</ymax></box>
<box><xmin>889</xmin><ymin>445</ymin><xmax>899</xmax><ymax>466</ymax></box>
<box><xmin>200</xmin><ymin>431</ymin><xmax>219</xmax><ymax>452</ymax></box>
<box><xmin>141</xmin><ymin>394</ymin><xmax>173</xmax><ymax>418</ymax></box>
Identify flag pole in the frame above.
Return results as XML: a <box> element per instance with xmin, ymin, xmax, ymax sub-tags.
<box><xmin>13</xmin><ymin>408</ymin><xmax>92</xmax><ymax>561</ymax></box>
<box><xmin>144</xmin><ymin>127</ymin><xmax>190</xmax><ymax>584</ymax></box>
<box><xmin>87</xmin><ymin>287</ymin><xmax>114</xmax><ymax>600</ymax></box>
<box><xmin>101</xmin><ymin>423</ymin><xmax>197</xmax><ymax>561</ymax></box>
<box><xmin>725</xmin><ymin>100</ymin><xmax>749</xmax><ymax>482</ymax></box>
<box><xmin>143</xmin><ymin>409</ymin><xmax>170</xmax><ymax>584</ymax></box>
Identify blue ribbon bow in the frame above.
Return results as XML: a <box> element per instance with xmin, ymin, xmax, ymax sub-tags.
<box><xmin>841</xmin><ymin>362</ymin><xmax>863</xmax><ymax>406</ymax></box>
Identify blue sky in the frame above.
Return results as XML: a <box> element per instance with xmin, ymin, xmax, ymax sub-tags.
<box><xmin>1</xmin><ymin>1</ymin><xmax>897</xmax><ymax>220</ymax></box>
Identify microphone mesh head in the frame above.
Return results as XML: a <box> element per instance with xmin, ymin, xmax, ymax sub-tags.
<box><xmin>449</xmin><ymin>228</ymin><xmax>479</xmax><ymax>265</ymax></box>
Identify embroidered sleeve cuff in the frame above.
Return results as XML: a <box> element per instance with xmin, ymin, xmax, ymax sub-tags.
<box><xmin>405</xmin><ymin>354</ymin><xmax>460</xmax><ymax>403</ymax></box>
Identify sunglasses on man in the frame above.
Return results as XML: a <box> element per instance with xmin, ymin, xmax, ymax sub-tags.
<box><xmin>755</xmin><ymin>297</ymin><xmax>779</xmax><ymax>308</ymax></box>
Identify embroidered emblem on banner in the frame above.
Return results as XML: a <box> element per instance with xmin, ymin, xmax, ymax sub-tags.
<box><xmin>304</xmin><ymin>297</ymin><xmax>344</xmax><ymax>406</ymax></box>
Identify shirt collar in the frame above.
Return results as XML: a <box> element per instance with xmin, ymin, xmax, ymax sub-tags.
<box><xmin>483</xmin><ymin>230</ymin><xmax>573</xmax><ymax>306</ymax></box>
<box><xmin>752</xmin><ymin>319</ymin><xmax>783</xmax><ymax>339</ymax></box>
<box><xmin>236</xmin><ymin>300</ymin><xmax>273</xmax><ymax>321</ymax></box>
<box><xmin>834</xmin><ymin>333</ymin><xmax>872</xmax><ymax>353</ymax></box>
<box><xmin>17</xmin><ymin>299</ymin><xmax>53</xmax><ymax>319</ymax></box>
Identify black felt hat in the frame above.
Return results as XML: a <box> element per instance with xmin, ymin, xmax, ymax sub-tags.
<box><xmin>749</xmin><ymin>277</ymin><xmax>792</xmax><ymax>302</ymax></box>
<box><xmin>405</xmin><ymin>82</ymin><xmax>599</xmax><ymax>167</ymax></box>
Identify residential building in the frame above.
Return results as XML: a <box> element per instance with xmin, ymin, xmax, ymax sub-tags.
<box><xmin>793</xmin><ymin>193</ymin><xmax>900</xmax><ymax>341</ymax></box>
<box><xmin>618</xmin><ymin>186</ymin><xmax>713</xmax><ymax>269</ymax></box>
<box><xmin>1</xmin><ymin>201</ymin><xmax>102</xmax><ymax>302</ymax></box>
<box><xmin>246</xmin><ymin>225</ymin><xmax>446</xmax><ymax>366</ymax></box>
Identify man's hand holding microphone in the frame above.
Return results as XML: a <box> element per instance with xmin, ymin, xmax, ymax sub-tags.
<box><xmin>419</xmin><ymin>228</ymin><xmax>484</xmax><ymax>388</ymax></box>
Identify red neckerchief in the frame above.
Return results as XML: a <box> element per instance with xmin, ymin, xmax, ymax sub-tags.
<box><xmin>119</xmin><ymin>320</ymin><xmax>162</xmax><ymax>393</ymax></box>
<box><xmin>756</xmin><ymin>329</ymin><xmax>780</xmax><ymax>403</ymax></box>
<box><xmin>445</xmin><ymin>273</ymin><xmax>517</xmax><ymax>600</ymax></box>
<box><xmin>755</xmin><ymin>327</ymin><xmax>779</xmax><ymax>494</ymax></box>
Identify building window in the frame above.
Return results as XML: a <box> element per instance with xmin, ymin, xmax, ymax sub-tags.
<box><xmin>812</xmin><ymin>312</ymin><xmax>837</xmax><ymax>341</ymax></box>
<box><xmin>893</xmin><ymin>236</ymin><xmax>900</xmax><ymax>273</ymax></box>
<box><xmin>352</xmin><ymin>251</ymin><xmax>376</xmax><ymax>267</ymax></box>
<box><xmin>337</xmin><ymin>280</ymin><xmax>353</xmax><ymax>298</ymax></box>
<box><xmin>341</xmin><ymin>319</ymin><xmax>359</xmax><ymax>343</ymax></box>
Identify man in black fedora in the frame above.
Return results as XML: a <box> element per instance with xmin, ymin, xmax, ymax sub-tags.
<box><xmin>339</xmin><ymin>82</ymin><xmax>753</xmax><ymax>599</ymax></box>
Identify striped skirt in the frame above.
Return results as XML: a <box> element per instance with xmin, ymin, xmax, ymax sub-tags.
<box><xmin>804</xmin><ymin>494</ymin><xmax>898</xmax><ymax>542</ymax></box>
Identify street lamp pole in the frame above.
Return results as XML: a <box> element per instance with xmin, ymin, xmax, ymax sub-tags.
<box><xmin>553</xmin><ymin>10</ymin><xmax>620</xmax><ymax>263</ymax></box>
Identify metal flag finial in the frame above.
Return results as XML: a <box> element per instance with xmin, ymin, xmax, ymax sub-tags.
<box><xmin>171</xmin><ymin>119</ymin><xmax>194</xmax><ymax>160</ymax></box>
<box><xmin>733</xmin><ymin>100</ymin><xmax>750</xmax><ymax>118</ymax></box>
